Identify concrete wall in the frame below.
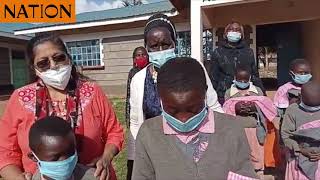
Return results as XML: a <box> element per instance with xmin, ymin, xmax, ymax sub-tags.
<box><xmin>59</xmin><ymin>22</ymin><xmax>190</xmax><ymax>96</ymax></box>
<box><xmin>302</xmin><ymin>19</ymin><xmax>320</xmax><ymax>82</ymax></box>
<box><xmin>82</xmin><ymin>35</ymin><xmax>144</xmax><ymax>96</ymax></box>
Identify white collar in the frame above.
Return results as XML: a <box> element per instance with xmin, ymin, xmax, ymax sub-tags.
<box><xmin>230</xmin><ymin>82</ymin><xmax>258</xmax><ymax>97</ymax></box>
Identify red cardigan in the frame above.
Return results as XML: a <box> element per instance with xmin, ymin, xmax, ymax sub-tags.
<box><xmin>0</xmin><ymin>81</ymin><xmax>124</xmax><ymax>179</ymax></box>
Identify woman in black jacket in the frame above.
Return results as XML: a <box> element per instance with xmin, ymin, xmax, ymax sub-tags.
<box><xmin>209</xmin><ymin>22</ymin><xmax>265</xmax><ymax>104</ymax></box>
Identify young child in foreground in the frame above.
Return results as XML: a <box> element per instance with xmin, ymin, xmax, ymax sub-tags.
<box><xmin>28</xmin><ymin>116</ymin><xmax>97</xmax><ymax>180</ymax></box>
<box><xmin>132</xmin><ymin>57</ymin><xmax>258</xmax><ymax>180</ymax></box>
<box><xmin>281</xmin><ymin>81</ymin><xmax>320</xmax><ymax>180</ymax></box>
<box><xmin>223</xmin><ymin>65</ymin><xmax>277</xmax><ymax>178</ymax></box>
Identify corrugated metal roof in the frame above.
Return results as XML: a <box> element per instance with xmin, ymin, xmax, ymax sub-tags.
<box><xmin>0</xmin><ymin>23</ymin><xmax>35</xmax><ymax>33</ymax></box>
<box><xmin>16</xmin><ymin>1</ymin><xmax>175</xmax><ymax>31</ymax></box>
<box><xmin>76</xmin><ymin>0</ymin><xmax>174</xmax><ymax>23</ymax></box>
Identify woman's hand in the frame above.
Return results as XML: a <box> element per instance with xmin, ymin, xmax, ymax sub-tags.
<box><xmin>0</xmin><ymin>165</ymin><xmax>32</xmax><ymax>180</ymax></box>
<box><xmin>88</xmin><ymin>155</ymin><xmax>111</xmax><ymax>180</ymax></box>
<box><xmin>95</xmin><ymin>156</ymin><xmax>111</xmax><ymax>180</ymax></box>
<box><xmin>88</xmin><ymin>144</ymin><xmax>119</xmax><ymax>180</ymax></box>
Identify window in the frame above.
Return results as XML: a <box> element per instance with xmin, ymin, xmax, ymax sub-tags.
<box><xmin>176</xmin><ymin>31</ymin><xmax>191</xmax><ymax>57</ymax></box>
<box><xmin>203</xmin><ymin>30</ymin><xmax>213</xmax><ymax>61</ymax></box>
<box><xmin>176</xmin><ymin>30</ymin><xmax>213</xmax><ymax>61</ymax></box>
<box><xmin>66</xmin><ymin>39</ymin><xmax>101</xmax><ymax>67</ymax></box>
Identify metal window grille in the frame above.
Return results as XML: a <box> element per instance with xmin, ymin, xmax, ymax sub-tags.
<box><xmin>66</xmin><ymin>39</ymin><xmax>101</xmax><ymax>67</ymax></box>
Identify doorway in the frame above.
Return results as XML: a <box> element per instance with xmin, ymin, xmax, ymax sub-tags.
<box><xmin>256</xmin><ymin>22</ymin><xmax>304</xmax><ymax>91</ymax></box>
<box><xmin>12</xmin><ymin>50</ymin><xmax>29</xmax><ymax>89</ymax></box>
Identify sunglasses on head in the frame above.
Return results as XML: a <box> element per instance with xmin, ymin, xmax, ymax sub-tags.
<box><xmin>35</xmin><ymin>53</ymin><xmax>69</xmax><ymax>71</ymax></box>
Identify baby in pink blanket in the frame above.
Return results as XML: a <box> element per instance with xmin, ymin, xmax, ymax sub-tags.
<box><xmin>224</xmin><ymin>65</ymin><xmax>267</xmax><ymax>178</ymax></box>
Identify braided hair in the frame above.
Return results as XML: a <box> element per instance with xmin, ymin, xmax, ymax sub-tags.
<box><xmin>144</xmin><ymin>13</ymin><xmax>176</xmax><ymax>46</ymax></box>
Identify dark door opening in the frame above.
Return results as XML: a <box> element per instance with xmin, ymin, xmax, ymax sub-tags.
<box><xmin>256</xmin><ymin>22</ymin><xmax>304</xmax><ymax>91</ymax></box>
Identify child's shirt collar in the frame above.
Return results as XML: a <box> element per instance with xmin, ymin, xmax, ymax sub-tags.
<box><xmin>230</xmin><ymin>82</ymin><xmax>258</xmax><ymax>97</ymax></box>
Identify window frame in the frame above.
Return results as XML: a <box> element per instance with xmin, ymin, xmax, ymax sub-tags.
<box><xmin>66</xmin><ymin>39</ymin><xmax>104</xmax><ymax>70</ymax></box>
<box><xmin>176</xmin><ymin>29</ymin><xmax>213</xmax><ymax>60</ymax></box>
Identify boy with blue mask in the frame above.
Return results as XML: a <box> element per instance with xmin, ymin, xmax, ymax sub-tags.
<box><xmin>225</xmin><ymin>65</ymin><xmax>264</xmax><ymax>101</ymax></box>
<box><xmin>281</xmin><ymin>81</ymin><xmax>320</xmax><ymax>179</ymax></box>
<box><xmin>224</xmin><ymin>65</ymin><xmax>273</xmax><ymax>177</ymax></box>
<box><xmin>28</xmin><ymin>116</ymin><xmax>97</xmax><ymax>180</ymax></box>
<box><xmin>132</xmin><ymin>57</ymin><xmax>258</xmax><ymax>180</ymax></box>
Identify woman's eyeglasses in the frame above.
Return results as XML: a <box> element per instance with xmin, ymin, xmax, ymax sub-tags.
<box><xmin>35</xmin><ymin>53</ymin><xmax>69</xmax><ymax>71</ymax></box>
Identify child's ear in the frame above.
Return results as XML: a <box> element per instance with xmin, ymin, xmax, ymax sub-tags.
<box><xmin>27</xmin><ymin>152</ymin><xmax>38</xmax><ymax>162</ymax></box>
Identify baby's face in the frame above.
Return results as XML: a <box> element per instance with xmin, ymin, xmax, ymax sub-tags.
<box><xmin>35</xmin><ymin>132</ymin><xmax>76</xmax><ymax>162</ymax></box>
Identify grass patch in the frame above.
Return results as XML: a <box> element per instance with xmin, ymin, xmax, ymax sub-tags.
<box><xmin>110</xmin><ymin>98</ymin><xmax>127</xmax><ymax>180</ymax></box>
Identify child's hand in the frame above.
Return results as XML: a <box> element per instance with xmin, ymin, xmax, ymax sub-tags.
<box><xmin>300</xmin><ymin>147</ymin><xmax>320</xmax><ymax>161</ymax></box>
<box><xmin>289</xmin><ymin>97</ymin><xmax>300</xmax><ymax>105</ymax></box>
<box><xmin>235</xmin><ymin>102</ymin><xmax>248</xmax><ymax>116</ymax></box>
<box><xmin>235</xmin><ymin>101</ymin><xmax>256</xmax><ymax>116</ymax></box>
<box><xmin>245</xmin><ymin>102</ymin><xmax>257</xmax><ymax>113</ymax></box>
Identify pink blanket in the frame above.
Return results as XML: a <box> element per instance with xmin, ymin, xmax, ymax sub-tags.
<box><xmin>285</xmin><ymin>119</ymin><xmax>320</xmax><ymax>180</ymax></box>
<box><xmin>274</xmin><ymin>82</ymin><xmax>301</xmax><ymax>109</ymax></box>
<box><xmin>223</xmin><ymin>96</ymin><xmax>277</xmax><ymax>171</ymax></box>
<box><xmin>223</xmin><ymin>96</ymin><xmax>277</xmax><ymax>121</ymax></box>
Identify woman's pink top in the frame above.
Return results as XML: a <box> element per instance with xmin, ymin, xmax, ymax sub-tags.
<box><xmin>0</xmin><ymin>82</ymin><xmax>124</xmax><ymax>178</ymax></box>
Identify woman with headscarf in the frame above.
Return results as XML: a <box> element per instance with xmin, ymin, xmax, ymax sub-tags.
<box><xmin>209</xmin><ymin>22</ymin><xmax>265</xmax><ymax>105</ymax></box>
<box><xmin>127</xmin><ymin>13</ymin><xmax>222</xmax><ymax>180</ymax></box>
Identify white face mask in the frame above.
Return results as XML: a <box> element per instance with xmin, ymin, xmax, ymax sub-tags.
<box><xmin>36</xmin><ymin>65</ymin><xmax>72</xmax><ymax>90</ymax></box>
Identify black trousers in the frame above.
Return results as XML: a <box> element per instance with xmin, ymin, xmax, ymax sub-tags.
<box><xmin>127</xmin><ymin>160</ymin><xmax>134</xmax><ymax>180</ymax></box>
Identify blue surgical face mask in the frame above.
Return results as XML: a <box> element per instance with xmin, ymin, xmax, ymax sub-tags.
<box><xmin>33</xmin><ymin>152</ymin><xmax>78</xmax><ymax>180</ymax></box>
<box><xmin>291</xmin><ymin>72</ymin><xmax>312</xmax><ymax>85</ymax></box>
<box><xmin>162</xmin><ymin>104</ymin><xmax>208</xmax><ymax>133</ymax></box>
<box><xmin>227</xmin><ymin>31</ymin><xmax>242</xmax><ymax>43</ymax></box>
<box><xmin>233</xmin><ymin>80</ymin><xmax>250</xmax><ymax>89</ymax></box>
<box><xmin>148</xmin><ymin>48</ymin><xmax>176</xmax><ymax>68</ymax></box>
<box><xmin>300</xmin><ymin>101</ymin><xmax>320</xmax><ymax>112</ymax></box>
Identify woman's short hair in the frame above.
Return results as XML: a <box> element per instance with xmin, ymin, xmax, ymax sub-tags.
<box><xmin>223</xmin><ymin>21</ymin><xmax>245</xmax><ymax>40</ymax></box>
